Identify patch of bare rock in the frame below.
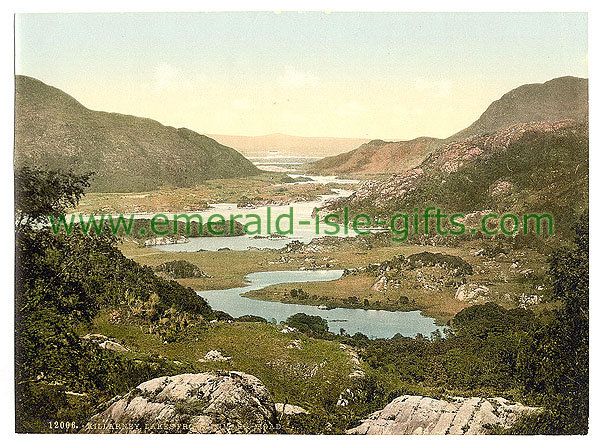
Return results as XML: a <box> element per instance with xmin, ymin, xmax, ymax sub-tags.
<box><xmin>275</xmin><ymin>403</ymin><xmax>309</xmax><ymax>415</ymax></box>
<box><xmin>455</xmin><ymin>283</ymin><xmax>490</xmax><ymax>302</ymax></box>
<box><xmin>198</xmin><ymin>350</ymin><xmax>231</xmax><ymax>362</ymax></box>
<box><xmin>82</xmin><ymin>372</ymin><xmax>277</xmax><ymax>433</ymax></box>
<box><xmin>345</xmin><ymin>252</ymin><xmax>473</xmax><ymax>295</ymax></box>
<box><xmin>347</xmin><ymin>395</ymin><xmax>538</xmax><ymax>435</ymax></box>
<box><xmin>81</xmin><ymin>333</ymin><xmax>129</xmax><ymax>352</ymax></box>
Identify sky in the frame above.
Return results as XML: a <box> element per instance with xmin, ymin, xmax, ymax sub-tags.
<box><xmin>15</xmin><ymin>12</ymin><xmax>588</xmax><ymax>140</ymax></box>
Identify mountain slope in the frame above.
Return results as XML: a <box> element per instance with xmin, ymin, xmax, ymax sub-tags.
<box><xmin>307</xmin><ymin>137</ymin><xmax>442</xmax><ymax>175</ymax></box>
<box><xmin>448</xmin><ymin>76</ymin><xmax>588</xmax><ymax>141</ymax></box>
<box><xmin>447</xmin><ymin>76</ymin><xmax>588</xmax><ymax>141</ymax></box>
<box><xmin>15</xmin><ymin>76</ymin><xmax>261</xmax><ymax>192</ymax></box>
<box><xmin>310</xmin><ymin>76</ymin><xmax>588</xmax><ymax>176</ymax></box>
<box><xmin>327</xmin><ymin>120</ymin><xmax>589</xmax><ymax>235</ymax></box>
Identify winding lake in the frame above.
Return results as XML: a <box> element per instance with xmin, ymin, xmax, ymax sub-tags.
<box><xmin>197</xmin><ymin>269</ymin><xmax>441</xmax><ymax>339</ymax></box>
<box><xmin>158</xmin><ymin>177</ymin><xmax>443</xmax><ymax>339</ymax></box>
<box><xmin>155</xmin><ymin>188</ymin><xmax>356</xmax><ymax>252</ymax></box>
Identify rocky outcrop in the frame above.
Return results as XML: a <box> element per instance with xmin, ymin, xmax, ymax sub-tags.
<box><xmin>143</xmin><ymin>235</ymin><xmax>188</xmax><ymax>247</ymax></box>
<box><xmin>275</xmin><ymin>403</ymin><xmax>309</xmax><ymax>415</ymax></box>
<box><xmin>429</xmin><ymin>120</ymin><xmax>577</xmax><ymax>173</ymax></box>
<box><xmin>347</xmin><ymin>395</ymin><xmax>538</xmax><ymax>435</ymax></box>
<box><xmin>286</xmin><ymin>339</ymin><xmax>303</xmax><ymax>350</ymax></box>
<box><xmin>371</xmin><ymin>275</ymin><xmax>392</xmax><ymax>292</ymax></box>
<box><xmin>199</xmin><ymin>350</ymin><xmax>231</xmax><ymax>362</ymax></box>
<box><xmin>325</xmin><ymin>119</ymin><xmax>586</xmax><ymax>214</ymax></box>
<box><xmin>82</xmin><ymin>372</ymin><xmax>277</xmax><ymax>433</ymax></box>
<box><xmin>455</xmin><ymin>284</ymin><xmax>490</xmax><ymax>302</ymax></box>
<box><xmin>81</xmin><ymin>333</ymin><xmax>129</xmax><ymax>352</ymax></box>
<box><xmin>99</xmin><ymin>340</ymin><xmax>129</xmax><ymax>352</ymax></box>
<box><xmin>346</xmin><ymin>252</ymin><xmax>473</xmax><ymax>294</ymax></box>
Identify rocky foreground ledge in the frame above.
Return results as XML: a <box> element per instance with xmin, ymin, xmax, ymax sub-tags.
<box><xmin>347</xmin><ymin>395</ymin><xmax>538</xmax><ymax>435</ymax></box>
<box><xmin>81</xmin><ymin>372</ymin><xmax>277</xmax><ymax>433</ymax></box>
<box><xmin>82</xmin><ymin>372</ymin><xmax>537</xmax><ymax>434</ymax></box>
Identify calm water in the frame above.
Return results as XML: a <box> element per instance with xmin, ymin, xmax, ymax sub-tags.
<box><xmin>156</xmin><ymin>187</ymin><xmax>355</xmax><ymax>252</ymax></box>
<box><xmin>160</xmin><ymin>178</ymin><xmax>442</xmax><ymax>338</ymax></box>
<box><xmin>198</xmin><ymin>270</ymin><xmax>441</xmax><ymax>339</ymax></box>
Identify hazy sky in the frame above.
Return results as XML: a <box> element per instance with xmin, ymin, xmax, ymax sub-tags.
<box><xmin>15</xmin><ymin>12</ymin><xmax>587</xmax><ymax>140</ymax></box>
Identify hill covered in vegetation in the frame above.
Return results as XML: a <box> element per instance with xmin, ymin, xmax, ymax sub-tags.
<box><xmin>14</xmin><ymin>76</ymin><xmax>261</xmax><ymax>192</ymax></box>
<box><xmin>14</xmin><ymin>166</ymin><xmax>589</xmax><ymax>434</ymax></box>
<box><xmin>327</xmin><ymin>120</ymin><xmax>588</xmax><ymax>238</ymax></box>
<box><xmin>309</xmin><ymin>76</ymin><xmax>588</xmax><ymax>176</ymax></box>
<box><xmin>448</xmin><ymin>76</ymin><xmax>588</xmax><ymax>141</ymax></box>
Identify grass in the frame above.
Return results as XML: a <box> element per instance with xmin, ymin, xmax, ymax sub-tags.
<box><xmin>244</xmin><ymin>241</ymin><xmax>548</xmax><ymax>324</ymax></box>
<box><xmin>81</xmin><ymin>309</ymin><xmax>357</xmax><ymax>410</ymax></box>
<box><xmin>72</xmin><ymin>174</ymin><xmax>345</xmax><ymax>214</ymax></box>
<box><xmin>76</xmin><ymin>234</ymin><xmax>551</xmax><ymax>433</ymax></box>
<box><xmin>79</xmin><ymin>307</ymin><xmax>465</xmax><ymax>426</ymax></box>
<box><xmin>119</xmin><ymin>237</ymin><xmax>548</xmax><ymax>325</ymax></box>
<box><xmin>120</xmin><ymin>242</ymin><xmax>283</xmax><ymax>290</ymax></box>
<box><xmin>243</xmin><ymin>275</ymin><xmax>463</xmax><ymax>325</ymax></box>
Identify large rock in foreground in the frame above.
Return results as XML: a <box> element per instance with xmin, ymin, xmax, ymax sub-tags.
<box><xmin>347</xmin><ymin>395</ymin><xmax>537</xmax><ymax>435</ymax></box>
<box><xmin>82</xmin><ymin>372</ymin><xmax>277</xmax><ymax>433</ymax></box>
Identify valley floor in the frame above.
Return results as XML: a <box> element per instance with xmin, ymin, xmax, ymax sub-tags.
<box><xmin>74</xmin><ymin>173</ymin><xmax>348</xmax><ymax>214</ymax></box>
<box><xmin>120</xmin><ymin>236</ymin><xmax>549</xmax><ymax>325</ymax></box>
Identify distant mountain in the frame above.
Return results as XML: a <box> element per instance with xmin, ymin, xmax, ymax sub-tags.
<box><xmin>15</xmin><ymin>76</ymin><xmax>261</xmax><ymax>192</ymax></box>
<box><xmin>327</xmin><ymin>120</ymin><xmax>589</xmax><ymax>235</ymax></box>
<box><xmin>307</xmin><ymin>137</ymin><xmax>442</xmax><ymax>175</ymax></box>
<box><xmin>310</xmin><ymin>76</ymin><xmax>588</xmax><ymax>176</ymax></box>
<box><xmin>448</xmin><ymin>76</ymin><xmax>588</xmax><ymax>141</ymax></box>
<box><xmin>207</xmin><ymin>133</ymin><xmax>370</xmax><ymax>157</ymax></box>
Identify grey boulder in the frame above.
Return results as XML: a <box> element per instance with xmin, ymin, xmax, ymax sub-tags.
<box><xmin>82</xmin><ymin>371</ymin><xmax>277</xmax><ymax>433</ymax></box>
<box><xmin>347</xmin><ymin>395</ymin><xmax>537</xmax><ymax>435</ymax></box>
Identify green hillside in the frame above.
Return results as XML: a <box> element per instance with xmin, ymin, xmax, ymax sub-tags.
<box><xmin>329</xmin><ymin>121</ymin><xmax>589</xmax><ymax>237</ymax></box>
<box><xmin>14</xmin><ymin>76</ymin><xmax>261</xmax><ymax>192</ymax></box>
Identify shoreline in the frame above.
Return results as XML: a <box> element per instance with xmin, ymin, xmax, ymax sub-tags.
<box><xmin>240</xmin><ymin>286</ymin><xmax>451</xmax><ymax>326</ymax></box>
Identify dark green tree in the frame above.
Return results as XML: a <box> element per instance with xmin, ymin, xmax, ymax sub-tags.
<box><xmin>15</xmin><ymin>166</ymin><xmax>93</xmax><ymax>232</ymax></box>
<box><xmin>515</xmin><ymin>211</ymin><xmax>589</xmax><ymax>434</ymax></box>
<box><xmin>286</xmin><ymin>313</ymin><xmax>329</xmax><ymax>334</ymax></box>
<box><xmin>14</xmin><ymin>168</ymin><xmax>213</xmax><ymax>432</ymax></box>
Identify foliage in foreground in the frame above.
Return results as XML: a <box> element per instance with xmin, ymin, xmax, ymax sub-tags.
<box><xmin>14</xmin><ymin>167</ymin><xmax>215</xmax><ymax>432</ymax></box>
<box><xmin>14</xmin><ymin>167</ymin><xmax>588</xmax><ymax>434</ymax></box>
<box><xmin>351</xmin><ymin>212</ymin><xmax>589</xmax><ymax>434</ymax></box>
<box><xmin>285</xmin><ymin>313</ymin><xmax>329</xmax><ymax>334</ymax></box>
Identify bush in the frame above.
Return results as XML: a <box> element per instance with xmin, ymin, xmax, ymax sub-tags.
<box><xmin>285</xmin><ymin>313</ymin><xmax>329</xmax><ymax>334</ymax></box>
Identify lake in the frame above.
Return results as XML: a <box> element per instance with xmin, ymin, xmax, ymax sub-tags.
<box><xmin>198</xmin><ymin>269</ymin><xmax>441</xmax><ymax>339</ymax></box>
<box><xmin>155</xmin><ymin>187</ymin><xmax>356</xmax><ymax>252</ymax></box>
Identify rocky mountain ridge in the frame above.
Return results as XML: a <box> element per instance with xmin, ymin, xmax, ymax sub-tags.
<box><xmin>448</xmin><ymin>76</ymin><xmax>588</xmax><ymax>141</ymax></box>
<box><xmin>327</xmin><ymin>120</ymin><xmax>588</xmax><ymax>224</ymax></box>
<box><xmin>309</xmin><ymin>76</ymin><xmax>588</xmax><ymax>175</ymax></box>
